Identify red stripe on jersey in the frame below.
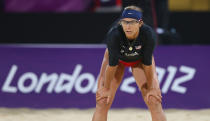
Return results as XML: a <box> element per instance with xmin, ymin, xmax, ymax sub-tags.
<box><xmin>119</xmin><ymin>59</ymin><xmax>141</xmax><ymax>67</ymax></box>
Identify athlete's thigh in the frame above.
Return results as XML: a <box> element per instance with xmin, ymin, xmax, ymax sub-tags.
<box><xmin>111</xmin><ymin>62</ymin><xmax>126</xmax><ymax>91</ymax></box>
<box><xmin>97</xmin><ymin>60</ymin><xmax>125</xmax><ymax>105</ymax></box>
<box><xmin>98</xmin><ymin>48</ymin><xmax>125</xmax><ymax>87</ymax></box>
<box><xmin>131</xmin><ymin>57</ymin><xmax>159</xmax><ymax>92</ymax></box>
<box><xmin>131</xmin><ymin>62</ymin><xmax>147</xmax><ymax>91</ymax></box>
<box><xmin>98</xmin><ymin>48</ymin><xmax>125</xmax><ymax>95</ymax></box>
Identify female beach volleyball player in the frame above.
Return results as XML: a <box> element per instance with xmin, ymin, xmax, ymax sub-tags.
<box><xmin>92</xmin><ymin>6</ymin><xmax>167</xmax><ymax>121</ymax></box>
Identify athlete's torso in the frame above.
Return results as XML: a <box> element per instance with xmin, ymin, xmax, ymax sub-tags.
<box><xmin>118</xmin><ymin>25</ymin><xmax>144</xmax><ymax>62</ymax></box>
<box><xmin>106</xmin><ymin>23</ymin><xmax>156</xmax><ymax>66</ymax></box>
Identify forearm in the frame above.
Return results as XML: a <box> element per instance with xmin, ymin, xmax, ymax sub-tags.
<box><xmin>97</xmin><ymin>76</ymin><xmax>104</xmax><ymax>89</ymax></box>
<box><xmin>104</xmin><ymin>65</ymin><xmax>117</xmax><ymax>89</ymax></box>
<box><xmin>97</xmin><ymin>49</ymin><xmax>109</xmax><ymax>89</ymax></box>
<box><xmin>97</xmin><ymin>64</ymin><xmax>107</xmax><ymax>88</ymax></box>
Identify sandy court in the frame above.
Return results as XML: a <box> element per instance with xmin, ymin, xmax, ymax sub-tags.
<box><xmin>0</xmin><ymin>108</ymin><xmax>210</xmax><ymax>121</ymax></box>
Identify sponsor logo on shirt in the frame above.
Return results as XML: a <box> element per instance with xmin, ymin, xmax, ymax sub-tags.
<box><xmin>120</xmin><ymin>49</ymin><xmax>124</xmax><ymax>53</ymax></box>
<box><xmin>125</xmin><ymin>52</ymin><xmax>139</xmax><ymax>56</ymax></box>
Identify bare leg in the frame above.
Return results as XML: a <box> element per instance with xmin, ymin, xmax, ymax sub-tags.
<box><xmin>131</xmin><ymin>58</ymin><xmax>167</xmax><ymax>121</ymax></box>
<box><xmin>92</xmin><ymin>78</ymin><xmax>121</xmax><ymax>121</ymax></box>
<box><xmin>141</xmin><ymin>84</ymin><xmax>167</xmax><ymax>121</ymax></box>
<box><xmin>92</xmin><ymin>49</ymin><xmax>125</xmax><ymax>121</ymax></box>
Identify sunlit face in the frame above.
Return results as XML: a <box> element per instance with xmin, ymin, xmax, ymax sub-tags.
<box><xmin>120</xmin><ymin>18</ymin><xmax>143</xmax><ymax>39</ymax></box>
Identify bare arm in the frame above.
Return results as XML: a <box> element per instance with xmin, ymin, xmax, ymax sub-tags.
<box><xmin>104</xmin><ymin>65</ymin><xmax>118</xmax><ymax>89</ymax></box>
<box><xmin>97</xmin><ymin>49</ymin><xmax>118</xmax><ymax>90</ymax></box>
<box><xmin>96</xmin><ymin>49</ymin><xmax>118</xmax><ymax>103</ymax></box>
<box><xmin>97</xmin><ymin>49</ymin><xmax>109</xmax><ymax>89</ymax></box>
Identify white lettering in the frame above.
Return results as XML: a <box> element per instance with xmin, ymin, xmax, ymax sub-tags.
<box><xmin>162</xmin><ymin>66</ymin><xmax>177</xmax><ymax>94</ymax></box>
<box><xmin>75</xmin><ymin>73</ymin><xmax>95</xmax><ymax>94</ymax></box>
<box><xmin>120</xmin><ymin>77</ymin><xmax>136</xmax><ymax>94</ymax></box>
<box><xmin>1</xmin><ymin>64</ymin><xmax>196</xmax><ymax>95</ymax></box>
<box><xmin>35</xmin><ymin>73</ymin><xmax>58</xmax><ymax>93</ymax></box>
<box><xmin>156</xmin><ymin>66</ymin><xmax>166</xmax><ymax>84</ymax></box>
<box><xmin>54</xmin><ymin>64</ymin><xmax>82</xmax><ymax>93</ymax></box>
<box><xmin>2</xmin><ymin>65</ymin><xmax>18</xmax><ymax>93</ymax></box>
<box><xmin>18</xmin><ymin>72</ymin><xmax>38</xmax><ymax>93</ymax></box>
<box><xmin>171</xmin><ymin>66</ymin><xmax>196</xmax><ymax>94</ymax></box>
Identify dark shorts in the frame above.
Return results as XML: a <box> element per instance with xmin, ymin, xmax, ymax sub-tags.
<box><xmin>119</xmin><ymin>60</ymin><xmax>141</xmax><ymax>67</ymax></box>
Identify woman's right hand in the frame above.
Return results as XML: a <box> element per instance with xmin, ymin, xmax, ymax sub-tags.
<box><xmin>96</xmin><ymin>87</ymin><xmax>111</xmax><ymax>104</ymax></box>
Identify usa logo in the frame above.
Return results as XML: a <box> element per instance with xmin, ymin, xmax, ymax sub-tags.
<box><xmin>135</xmin><ymin>45</ymin><xmax>142</xmax><ymax>49</ymax></box>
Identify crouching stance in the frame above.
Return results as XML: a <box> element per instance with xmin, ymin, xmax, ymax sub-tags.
<box><xmin>92</xmin><ymin>6</ymin><xmax>167</xmax><ymax>121</ymax></box>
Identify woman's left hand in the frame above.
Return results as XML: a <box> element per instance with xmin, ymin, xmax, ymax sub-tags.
<box><xmin>145</xmin><ymin>87</ymin><xmax>162</xmax><ymax>103</ymax></box>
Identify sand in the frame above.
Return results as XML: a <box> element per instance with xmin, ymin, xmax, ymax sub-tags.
<box><xmin>0</xmin><ymin>108</ymin><xmax>210</xmax><ymax>121</ymax></box>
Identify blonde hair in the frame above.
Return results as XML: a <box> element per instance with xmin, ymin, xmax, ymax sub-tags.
<box><xmin>124</xmin><ymin>5</ymin><xmax>143</xmax><ymax>12</ymax></box>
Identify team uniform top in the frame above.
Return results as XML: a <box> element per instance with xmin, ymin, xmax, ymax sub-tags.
<box><xmin>105</xmin><ymin>24</ymin><xmax>157</xmax><ymax>66</ymax></box>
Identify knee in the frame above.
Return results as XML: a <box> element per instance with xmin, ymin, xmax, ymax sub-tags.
<box><xmin>144</xmin><ymin>96</ymin><xmax>161</xmax><ymax>109</ymax></box>
<box><xmin>95</xmin><ymin>98</ymin><xmax>111</xmax><ymax>111</ymax></box>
